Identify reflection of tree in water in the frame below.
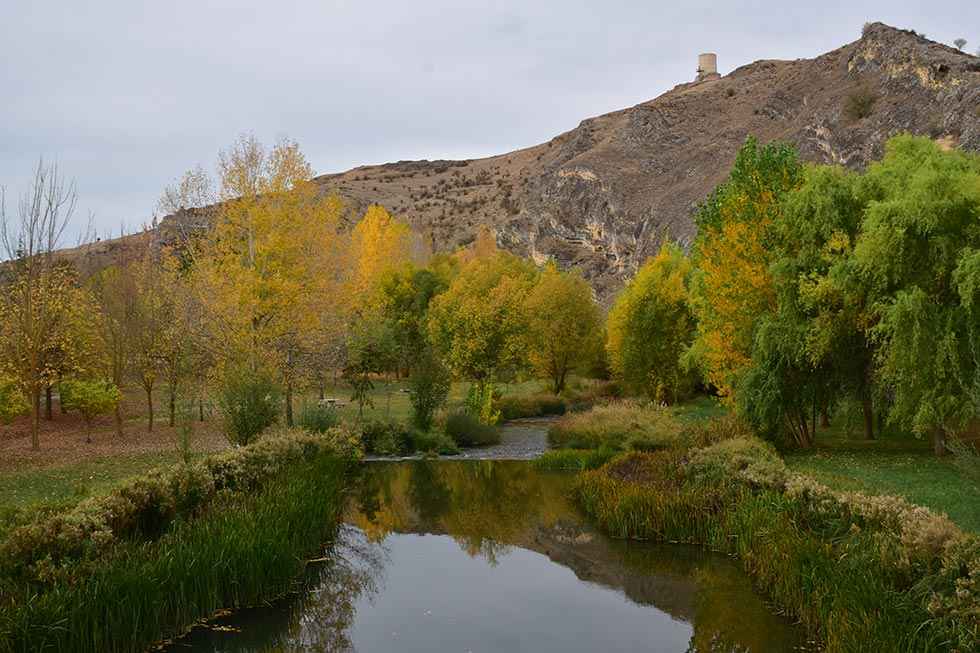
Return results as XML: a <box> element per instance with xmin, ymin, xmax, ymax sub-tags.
<box><xmin>267</xmin><ymin>525</ymin><xmax>387</xmax><ymax>652</ymax></box>
<box><xmin>350</xmin><ymin>461</ymin><xmax>578</xmax><ymax>564</ymax></box>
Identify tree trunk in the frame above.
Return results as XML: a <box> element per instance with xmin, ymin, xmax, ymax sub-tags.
<box><xmin>45</xmin><ymin>386</ymin><xmax>53</xmax><ymax>420</ymax></box>
<box><xmin>820</xmin><ymin>401</ymin><xmax>830</xmax><ymax>428</ymax></box>
<box><xmin>199</xmin><ymin>397</ymin><xmax>205</xmax><ymax>422</ymax></box>
<box><xmin>932</xmin><ymin>430</ymin><xmax>947</xmax><ymax>456</ymax></box>
<box><xmin>30</xmin><ymin>390</ymin><xmax>40</xmax><ymax>450</ymax></box>
<box><xmin>318</xmin><ymin>383</ymin><xmax>325</xmax><ymax>401</ymax></box>
<box><xmin>285</xmin><ymin>381</ymin><xmax>294</xmax><ymax>427</ymax></box>
<box><xmin>85</xmin><ymin>418</ymin><xmax>92</xmax><ymax>444</ymax></box>
<box><xmin>114</xmin><ymin>404</ymin><xmax>123</xmax><ymax>438</ymax></box>
<box><xmin>861</xmin><ymin>395</ymin><xmax>875</xmax><ymax>440</ymax></box>
<box><xmin>146</xmin><ymin>387</ymin><xmax>154</xmax><ymax>432</ymax></box>
<box><xmin>168</xmin><ymin>386</ymin><xmax>176</xmax><ymax>427</ymax></box>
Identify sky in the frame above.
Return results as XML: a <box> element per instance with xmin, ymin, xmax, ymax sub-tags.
<box><xmin>2</xmin><ymin>1</ymin><xmax>978</xmax><ymax>242</ymax></box>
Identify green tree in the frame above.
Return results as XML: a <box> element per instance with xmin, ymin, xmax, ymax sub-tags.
<box><xmin>60</xmin><ymin>378</ymin><xmax>122</xmax><ymax>444</ymax></box>
<box><xmin>409</xmin><ymin>347</ymin><xmax>451</xmax><ymax>430</ymax></box>
<box><xmin>0</xmin><ymin>377</ymin><xmax>28</xmax><ymax>423</ymax></box>
<box><xmin>606</xmin><ymin>245</ymin><xmax>695</xmax><ymax>403</ymax></box>
<box><xmin>427</xmin><ymin>252</ymin><xmax>538</xmax><ymax>423</ymax></box>
<box><xmin>218</xmin><ymin>366</ymin><xmax>281</xmax><ymax>445</ymax></box>
<box><xmin>378</xmin><ymin>260</ymin><xmax>453</xmax><ymax>374</ymax></box>
<box><xmin>852</xmin><ymin>136</ymin><xmax>980</xmax><ymax>454</ymax></box>
<box><xmin>524</xmin><ymin>263</ymin><xmax>603</xmax><ymax>395</ymax></box>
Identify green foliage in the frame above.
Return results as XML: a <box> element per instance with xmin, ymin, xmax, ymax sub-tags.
<box><xmin>574</xmin><ymin>417</ymin><xmax>979</xmax><ymax>651</ymax></box>
<box><xmin>358</xmin><ymin>419</ymin><xmax>413</xmax><ymax>456</ymax></box>
<box><xmin>343</xmin><ymin>316</ymin><xmax>398</xmax><ymax>417</ymax></box>
<box><xmin>0</xmin><ymin>378</ymin><xmax>27</xmax><ymax>424</ymax></box>
<box><xmin>408</xmin><ymin>348</ymin><xmax>451</xmax><ymax>430</ymax></box>
<box><xmin>379</xmin><ymin>262</ymin><xmax>453</xmax><ymax>371</ymax></box>
<box><xmin>427</xmin><ymin>251</ymin><xmax>537</xmax><ymax>382</ymax></box>
<box><xmin>296</xmin><ymin>401</ymin><xmax>340</xmax><ymax>434</ymax></box>
<box><xmin>606</xmin><ymin>244</ymin><xmax>695</xmax><ymax>403</ymax></box>
<box><xmin>217</xmin><ymin>368</ymin><xmax>281</xmax><ymax>446</ymax></box>
<box><xmin>524</xmin><ymin>264</ymin><xmax>603</xmax><ymax>394</ymax></box>
<box><xmin>464</xmin><ymin>380</ymin><xmax>501</xmax><ymax>425</ymax></box>
<box><xmin>853</xmin><ymin>136</ymin><xmax>980</xmax><ymax>448</ymax></box>
<box><xmin>532</xmin><ymin>448</ymin><xmax>617</xmax><ymax>471</ymax></box>
<box><xmin>59</xmin><ymin>378</ymin><xmax>122</xmax><ymax>442</ymax></box>
<box><xmin>410</xmin><ymin>429</ymin><xmax>460</xmax><ymax>455</ymax></box>
<box><xmin>0</xmin><ymin>451</ymin><xmax>350</xmax><ymax>653</ymax></box>
<box><xmin>495</xmin><ymin>393</ymin><xmax>566</xmax><ymax>420</ymax></box>
<box><xmin>444</xmin><ymin>411</ymin><xmax>501</xmax><ymax>447</ymax></box>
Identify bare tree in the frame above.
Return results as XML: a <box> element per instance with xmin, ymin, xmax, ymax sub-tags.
<box><xmin>953</xmin><ymin>38</ymin><xmax>967</xmax><ymax>51</ymax></box>
<box><xmin>0</xmin><ymin>160</ymin><xmax>79</xmax><ymax>449</ymax></box>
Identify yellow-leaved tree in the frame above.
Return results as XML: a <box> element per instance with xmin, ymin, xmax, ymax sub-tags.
<box><xmin>189</xmin><ymin>135</ymin><xmax>345</xmax><ymax>425</ymax></box>
<box><xmin>347</xmin><ymin>204</ymin><xmax>414</xmax><ymax>311</ymax></box>
<box><xmin>688</xmin><ymin>138</ymin><xmax>802</xmax><ymax>400</ymax></box>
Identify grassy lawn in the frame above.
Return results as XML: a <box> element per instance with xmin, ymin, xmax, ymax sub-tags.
<box><xmin>0</xmin><ymin>451</ymin><xmax>189</xmax><ymax>534</ymax></box>
<box><xmin>785</xmin><ymin>447</ymin><xmax>980</xmax><ymax>533</ymax></box>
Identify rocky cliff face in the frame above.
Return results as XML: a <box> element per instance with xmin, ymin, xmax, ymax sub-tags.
<box><xmin>161</xmin><ymin>23</ymin><xmax>980</xmax><ymax>300</ymax></box>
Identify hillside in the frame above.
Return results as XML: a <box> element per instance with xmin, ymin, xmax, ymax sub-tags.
<box><xmin>152</xmin><ymin>22</ymin><xmax>978</xmax><ymax>299</ymax></box>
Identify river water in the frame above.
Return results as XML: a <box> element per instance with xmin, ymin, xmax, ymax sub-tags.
<box><xmin>163</xmin><ymin>456</ymin><xmax>804</xmax><ymax>652</ymax></box>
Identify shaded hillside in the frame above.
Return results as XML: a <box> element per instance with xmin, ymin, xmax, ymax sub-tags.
<box><xmin>158</xmin><ymin>22</ymin><xmax>979</xmax><ymax>299</ymax></box>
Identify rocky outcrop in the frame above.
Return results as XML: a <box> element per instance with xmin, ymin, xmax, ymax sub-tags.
<box><xmin>158</xmin><ymin>23</ymin><xmax>980</xmax><ymax>301</ymax></box>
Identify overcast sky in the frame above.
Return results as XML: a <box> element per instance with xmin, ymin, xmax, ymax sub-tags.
<box><xmin>2</xmin><ymin>1</ymin><xmax>978</xmax><ymax>242</ymax></box>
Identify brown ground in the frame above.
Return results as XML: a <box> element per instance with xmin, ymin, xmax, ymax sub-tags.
<box><xmin>0</xmin><ymin>391</ymin><xmax>229</xmax><ymax>473</ymax></box>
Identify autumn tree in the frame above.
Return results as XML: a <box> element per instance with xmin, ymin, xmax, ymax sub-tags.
<box><xmin>347</xmin><ymin>204</ymin><xmax>414</xmax><ymax>311</ymax></box>
<box><xmin>0</xmin><ymin>377</ymin><xmax>28</xmax><ymax>424</ymax></box>
<box><xmin>525</xmin><ymin>263</ymin><xmax>603</xmax><ymax>395</ymax></box>
<box><xmin>606</xmin><ymin>245</ymin><xmax>695</xmax><ymax>403</ymax></box>
<box><xmin>188</xmin><ymin>135</ymin><xmax>345</xmax><ymax>425</ymax></box>
<box><xmin>428</xmin><ymin>252</ymin><xmax>538</xmax><ymax>423</ymax></box>
<box><xmin>0</xmin><ymin>160</ymin><xmax>93</xmax><ymax>449</ymax></box>
<box><xmin>689</xmin><ymin>137</ymin><xmax>803</xmax><ymax>400</ymax></box>
<box><xmin>852</xmin><ymin>136</ymin><xmax>980</xmax><ymax>454</ymax></box>
<box><xmin>89</xmin><ymin>265</ymin><xmax>137</xmax><ymax>437</ymax></box>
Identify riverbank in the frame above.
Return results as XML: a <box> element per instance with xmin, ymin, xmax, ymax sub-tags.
<box><xmin>567</xmin><ymin>412</ymin><xmax>979</xmax><ymax>652</ymax></box>
<box><xmin>0</xmin><ymin>428</ymin><xmax>358</xmax><ymax>653</ymax></box>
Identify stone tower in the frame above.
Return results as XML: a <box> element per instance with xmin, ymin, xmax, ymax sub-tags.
<box><xmin>696</xmin><ymin>53</ymin><xmax>720</xmax><ymax>81</ymax></box>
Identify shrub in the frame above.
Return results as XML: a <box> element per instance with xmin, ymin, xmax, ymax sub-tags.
<box><xmin>60</xmin><ymin>378</ymin><xmax>122</xmax><ymax>443</ymax></box>
<box><xmin>411</xmin><ymin>429</ymin><xmax>460</xmax><ymax>455</ymax></box>
<box><xmin>547</xmin><ymin>402</ymin><xmax>684</xmax><ymax>451</ymax></box>
<box><xmin>0</xmin><ymin>378</ymin><xmax>27</xmax><ymax>424</ymax></box>
<box><xmin>444</xmin><ymin>411</ymin><xmax>501</xmax><ymax>447</ymax></box>
<box><xmin>296</xmin><ymin>402</ymin><xmax>340</xmax><ymax>434</ymax></box>
<box><xmin>218</xmin><ymin>369</ymin><xmax>281</xmax><ymax>446</ymax></box>
<box><xmin>844</xmin><ymin>87</ymin><xmax>877</xmax><ymax>121</ymax></box>
<box><xmin>495</xmin><ymin>393</ymin><xmax>566</xmax><ymax>420</ymax></box>
<box><xmin>409</xmin><ymin>349</ymin><xmax>451</xmax><ymax>430</ymax></box>
<box><xmin>359</xmin><ymin>419</ymin><xmax>413</xmax><ymax>456</ymax></box>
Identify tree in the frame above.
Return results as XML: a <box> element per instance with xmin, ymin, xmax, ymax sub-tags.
<box><xmin>188</xmin><ymin>135</ymin><xmax>345</xmax><ymax>423</ymax></box>
<box><xmin>0</xmin><ymin>160</ymin><xmax>91</xmax><ymax>449</ymax></box>
<box><xmin>428</xmin><ymin>252</ymin><xmax>538</xmax><ymax>422</ymax></box>
<box><xmin>525</xmin><ymin>263</ymin><xmax>603</xmax><ymax>395</ymax></box>
<box><xmin>217</xmin><ymin>366</ymin><xmax>281</xmax><ymax>446</ymax></box>
<box><xmin>953</xmin><ymin>38</ymin><xmax>967</xmax><ymax>50</ymax></box>
<box><xmin>408</xmin><ymin>347</ymin><xmax>451</xmax><ymax>431</ymax></box>
<box><xmin>60</xmin><ymin>378</ymin><xmax>122</xmax><ymax>444</ymax></box>
<box><xmin>851</xmin><ymin>136</ymin><xmax>980</xmax><ymax>454</ymax></box>
<box><xmin>689</xmin><ymin>137</ymin><xmax>803</xmax><ymax>400</ymax></box>
<box><xmin>89</xmin><ymin>265</ymin><xmax>137</xmax><ymax>437</ymax></box>
<box><xmin>343</xmin><ymin>316</ymin><xmax>398</xmax><ymax>419</ymax></box>
<box><xmin>606</xmin><ymin>245</ymin><xmax>695</xmax><ymax>403</ymax></box>
<box><xmin>347</xmin><ymin>205</ymin><xmax>414</xmax><ymax>311</ymax></box>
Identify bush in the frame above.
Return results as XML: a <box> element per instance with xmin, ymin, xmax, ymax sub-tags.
<box><xmin>444</xmin><ymin>411</ymin><xmax>501</xmax><ymax>447</ymax></box>
<box><xmin>547</xmin><ymin>401</ymin><xmax>684</xmax><ymax>451</ymax></box>
<box><xmin>409</xmin><ymin>350</ymin><xmax>451</xmax><ymax>430</ymax></box>
<box><xmin>296</xmin><ymin>402</ymin><xmax>340</xmax><ymax>434</ymax></box>
<box><xmin>411</xmin><ymin>429</ymin><xmax>460</xmax><ymax>455</ymax></box>
<box><xmin>218</xmin><ymin>369</ymin><xmax>281</xmax><ymax>445</ymax></box>
<box><xmin>60</xmin><ymin>378</ymin><xmax>122</xmax><ymax>443</ymax></box>
<box><xmin>495</xmin><ymin>393</ymin><xmax>566</xmax><ymax>420</ymax></box>
<box><xmin>359</xmin><ymin>419</ymin><xmax>413</xmax><ymax>456</ymax></box>
<box><xmin>844</xmin><ymin>87</ymin><xmax>877</xmax><ymax>121</ymax></box>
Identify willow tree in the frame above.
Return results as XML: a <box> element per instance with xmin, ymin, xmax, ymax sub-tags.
<box><xmin>853</xmin><ymin>136</ymin><xmax>980</xmax><ymax>455</ymax></box>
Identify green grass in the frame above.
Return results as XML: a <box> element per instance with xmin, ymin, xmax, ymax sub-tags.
<box><xmin>785</xmin><ymin>449</ymin><xmax>980</xmax><ymax>533</ymax></box>
<box><xmin>0</xmin><ymin>451</ymin><xmax>195</xmax><ymax>538</ymax></box>
<box><xmin>668</xmin><ymin>395</ymin><xmax>728</xmax><ymax>423</ymax></box>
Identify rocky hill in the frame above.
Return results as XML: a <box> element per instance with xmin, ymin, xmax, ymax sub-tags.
<box><xmin>158</xmin><ymin>22</ymin><xmax>979</xmax><ymax>300</ymax></box>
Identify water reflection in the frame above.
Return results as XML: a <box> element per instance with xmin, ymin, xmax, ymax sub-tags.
<box><xmin>164</xmin><ymin>461</ymin><xmax>802</xmax><ymax>652</ymax></box>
